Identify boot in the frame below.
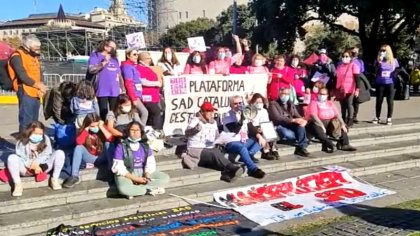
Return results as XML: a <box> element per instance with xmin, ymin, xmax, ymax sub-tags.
<box><xmin>322</xmin><ymin>140</ymin><xmax>335</xmax><ymax>153</ymax></box>
<box><xmin>347</xmin><ymin>118</ymin><xmax>354</xmax><ymax>128</ymax></box>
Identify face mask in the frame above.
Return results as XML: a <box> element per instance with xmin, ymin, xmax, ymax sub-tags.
<box><xmin>342</xmin><ymin>57</ymin><xmax>351</xmax><ymax>64</ymax></box>
<box><xmin>226</xmin><ymin>51</ymin><xmax>232</xmax><ymax>58</ymax></box>
<box><xmin>192</xmin><ymin>55</ymin><xmax>201</xmax><ymax>64</ymax></box>
<box><xmin>165</xmin><ymin>53</ymin><xmax>172</xmax><ymax>61</ymax></box>
<box><xmin>255</xmin><ymin>103</ymin><xmax>264</xmax><ymax>110</ymax></box>
<box><xmin>318</xmin><ymin>95</ymin><xmax>328</xmax><ymax>103</ymax></box>
<box><xmin>129</xmin><ymin>142</ymin><xmax>140</xmax><ymax>151</ymax></box>
<box><xmin>320</xmin><ymin>54</ymin><xmax>328</xmax><ymax>63</ymax></box>
<box><xmin>29</xmin><ymin>134</ymin><xmax>43</xmax><ymax>144</ymax></box>
<box><xmin>121</xmin><ymin>106</ymin><xmax>131</xmax><ymax>113</ymax></box>
<box><xmin>218</xmin><ymin>52</ymin><xmax>226</xmax><ymax>60</ymax></box>
<box><xmin>280</xmin><ymin>95</ymin><xmax>290</xmax><ymax>104</ymax></box>
<box><xmin>312</xmin><ymin>87</ymin><xmax>319</xmax><ymax>94</ymax></box>
<box><xmin>351</xmin><ymin>52</ymin><xmax>358</xmax><ymax>58</ymax></box>
<box><xmin>254</xmin><ymin>60</ymin><xmax>263</xmax><ymax>67</ymax></box>
<box><xmin>291</xmin><ymin>60</ymin><xmax>299</xmax><ymax>68</ymax></box>
<box><xmin>29</xmin><ymin>50</ymin><xmax>40</xmax><ymax>57</ymax></box>
<box><xmin>89</xmin><ymin>127</ymin><xmax>99</xmax><ymax>133</ymax></box>
<box><xmin>380</xmin><ymin>51</ymin><xmax>387</xmax><ymax>58</ymax></box>
<box><xmin>128</xmin><ymin>137</ymin><xmax>141</xmax><ymax>143</ymax></box>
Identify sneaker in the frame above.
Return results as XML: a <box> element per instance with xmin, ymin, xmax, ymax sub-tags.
<box><xmin>294</xmin><ymin>147</ymin><xmax>309</xmax><ymax>157</ymax></box>
<box><xmin>148</xmin><ymin>187</ymin><xmax>165</xmax><ymax>196</ymax></box>
<box><xmin>341</xmin><ymin>145</ymin><xmax>357</xmax><ymax>152</ymax></box>
<box><xmin>12</xmin><ymin>182</ymin><xmax>23</xmax><ymax>197</ymax></box>
<box><xmin>271</xmin><ymin>150</ymin><xmax>280</xmax><ymax>160</ymax></box>
<box><xmin>261</xmin><ymin>152</ymin><xmax>275</xmax><ymax>161</ymax></box>
<box><xmin>386</xmin><ymin>118</ymin><xmax>392</xmax><ymax>125</ymax></box>
<box><xmin>371</xmin><ymin>117</ymin><xmax>379</xmax><ymax>124</ymax></box>
<box><xmin>50</xmin><ymin>178</ymin><xmax>62</xmax><ymax>190</ymax></box>
<box><xmin>62</xmin><ymin>176</ymin><xmax>81</xmax><ymax>188</ymax></box>
<box><xmin>249</xmin><ymin>169</ymin><xmax>265</xmax><ymax>179</ymax></box>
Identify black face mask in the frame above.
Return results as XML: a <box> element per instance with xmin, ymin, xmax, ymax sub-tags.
<box><xmin>29</xmin><ymin>50</ymin><xmax>40</xmax><ymax>57</ymax></box>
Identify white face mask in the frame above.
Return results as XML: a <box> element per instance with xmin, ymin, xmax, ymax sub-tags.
<box><xmin>129</xmin><ymin>142</ymin><xmax>140</xmax><ymax>151</ymax></box>
<box><xmin>342</xmin><ymin>57</ymin><xmax>351</xmax><ymax>64</ymax></box>
<box><xmin>380</xmin><ymin>51</ymin><xmax>387</xmax><ymax>59</ymax></box>
<box><xmin>121</xmin><ymin>106</ymin><xmax>131</xmax><ymax>113</ymax></box>
<box><xmin>255</xmin><ymin>103</ymin><xmax>264</xmax><ymax>110</ymax></box>
<box><xmin>193</xmin><ymin>56</ymin><xmax>201</xmax><ymax>64</ymax></box>
<box><xmin>313</xmin><ymin>87</ymin><xmax>319</xmax><ymax>94</ymax></box>
<box><xmin>254</xmin><ymin>60</ymin><xmax>263</xmax><ymax>67</ymax></box>
<box><xmin>165</xmin><ymin>53</ymin><xmax>172</xmax><ymax>61</ymax></box>
<box><xmin>291</xmin><ymin>60</ymin><xmax>299</xmax><ymax>68</ymax></box>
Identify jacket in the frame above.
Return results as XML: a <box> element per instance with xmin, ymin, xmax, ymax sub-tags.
<box><xmin>15</xmin><ymin>135</ymin><xmax>53</xmax><ymax>168</ymax></box>
<box><xmin>268</xmin><ymin>100</ymin><xmax>302</xmax><ymax>126</ymax></box>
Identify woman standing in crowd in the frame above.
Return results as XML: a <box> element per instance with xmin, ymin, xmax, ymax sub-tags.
<box><xmin>230</xmin><ymin>38</ymin><xmax>252</xmax><ymax>74</ymax></box>
<box><xmin>87</xmin><ymin>39</ymin><xmax>125</xmax><ymax>120</ymax></box>
<box><xmin>311</xmin><ymin>49</ymin><xmax>336</xmax><ymax>92</ymax></box>
<box><xmin>268</xmin><ymin>55</ymin><xmax>293</xmax><ymax>101</ymax></box>
<box><xmin>335</xmin><ymin>50</ymin><xmax>360</xmax><ymax>127</ymax></box>
<box><xmin>306</xmin><ymin>88</ymin><xmax>356</xmax><ymax>153</ymax></box>
<box><xmin>106</xmin><ymin>94</ymin><xmax>142</xmax><ymax>138</ymax></box>
<box><xmin>248</xmin><ymin>93</ymin><xmax>279</xmax><ymax>160</ymax></box>
<box><xmin>209</xmin><ymin>47</ymin><xmax>231</xmax><ymax>75</ymax></box>
<box><xmin>183</xmin><ymin>51</ymin><xmax>208</xmax><ymax>74</ymax></box>
<box><xmin>112</xmin><ymin>121</ymin><xmax>169</xmax><ymax>199</ymax></box>
<box><xmin>121</xmin><ymin>48</ymin><xmax>148</xmax><ymax>125</ymax></box>
<box><xmin>289</xmin><ymin>55</ymin><xmax>308</xmax><ymax>102</ymax></box>
<box><xmin>157</xmin><ymin>47</ymin><xmax>182</xmax><ymax>76</ymax></box>
<box><xmin>70</xmin><ymin>80</ymin><xmax>99</xmax><ymax>128</ymax></box>
<box><xmin>247</xmin><ymin>54</ymin><xmax>269</xmax><ymax>74</ymax></box>
<box><xmin>63</xmin><ymin>113</ymin><xmax>113</xmax><ymax>188</ymax></box>
<box><xmin>7</xmin><ymin>121</ymin><xmax>65</xmax><ymax>196</ymax></box>
<box><xmin>137</xmin><ymin>52</ymin><xmax>164</xmax><ymax>130</ymax></box>
<box><xmin>373</xmin><ymin>44</ymin><xmax>399</xmax><ymax>125</ymax></box>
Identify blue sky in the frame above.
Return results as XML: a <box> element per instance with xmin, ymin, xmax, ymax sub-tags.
<box><xmin>0</xmin><ymin>0</ymin><xmax>142</xmax><ymax>21</ymax></box>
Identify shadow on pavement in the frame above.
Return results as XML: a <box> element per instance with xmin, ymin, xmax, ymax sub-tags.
<box><xmin>0</xmin><ymin>138</ymin><xmax>16</xmax><ymax>164</ymax></box>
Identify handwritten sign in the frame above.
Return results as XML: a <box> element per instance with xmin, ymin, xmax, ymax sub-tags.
<box><xmin>126</xmin><ymin>32</ymin><xmax>146</xmax><ymax>49</ymax></box>
<box><xmin>214</xmin><ymin>170</ymin><xmax>395</xmax><ymax>226</ymax></box>
<box><xmin>47</xmin><ymin>204</ymin><xmax>257</xmax><ymax>236</ymax></box>
<box><xmin>187</xmin><ymin>36</ymin><xmax>206</xmax><ymax>52</ymax></box>
<box><xmin>163</xmin><ymin>74</ymin><xmax>269</xmax><ymax>136</ymax></box>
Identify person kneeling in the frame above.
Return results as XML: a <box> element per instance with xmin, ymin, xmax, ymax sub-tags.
<box><xmin>306</xmin><ymin>88</ymin><xmax>357</xmax><ymax>153</ymax></box>
<box><xmin>183</xmin><ymin>102</ymin><xmax>245</xmax><ymax>182</ymax></box>
<box><xmin>112</xmin><ymin>121</ymin><xmax>169</xmax><ymax>199</ymax></box>
<box><xmin>7</xmin><ymin>121</ymin><xmax>65</xmax><ymax>196</ymax></box>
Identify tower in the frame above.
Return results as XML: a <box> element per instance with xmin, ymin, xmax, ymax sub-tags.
<box><xmin>110</xmin><ymin>0</ymin><xmax>127</xmax><ymax>16</ymax></box>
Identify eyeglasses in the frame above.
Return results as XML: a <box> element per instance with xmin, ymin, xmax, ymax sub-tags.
<box><xmin>129</xmin><ymin>129</ymin><xmax>141</xmax><ymax>132</ymax></box>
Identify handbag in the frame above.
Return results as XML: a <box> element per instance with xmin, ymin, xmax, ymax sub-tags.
<box><xmin>327</xmin><ymin>117</ymin><xmax>342</xmax><ymax>139</ymax></box>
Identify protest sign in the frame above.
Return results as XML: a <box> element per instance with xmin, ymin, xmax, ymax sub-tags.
<box><xmin>163</xmin><ymin>74</ymin><xmax>269</xmax><ymax>136</ymax></box>
<box><xmin>187</xmin><ymin>36</ymin><xmax>206</xmax><ymax>52</ymax></box>
<box><xmin>214</xmin><ymin>170</ymin><xmax>395</xmax><ymax>226</ymax></box>
<box><xmin>47</xmin><ymin>204</ymin><xmax>257</xmax><ymax>236</ymax></box>
<box><xmin>126</xmin><ymin>32</ymin><xmax>146</xmax><ymax>49</ymax></box>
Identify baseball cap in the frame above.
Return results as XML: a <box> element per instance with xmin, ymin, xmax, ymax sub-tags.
<box><xmin>200</xmin><ymin>102</ymin><xmax>217</xmax><ymax>112</ymax></box>
<box><xmin>319</xmin><ymin>49</ymin><xmax>327</xmax><ymax>54</ymax></box>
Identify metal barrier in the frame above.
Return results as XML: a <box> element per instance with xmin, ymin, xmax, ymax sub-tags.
<box><xmin>0</xmin><ymin>73</ymin><xmax>86</xmax><ymax>96</ymax></box>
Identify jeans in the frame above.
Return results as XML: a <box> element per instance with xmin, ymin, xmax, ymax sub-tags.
<box><xmin>276</xmin><ymin>123</ymin><xmax>308</xmax><ymax>149</ymax></box>
<box><xmin>97</xmin><ymin>96</ymin><xmax>118</xmax><ymax>121</ymax></box>
<box><xmin>144</xmin><ymin>102</ymin><xmax>163</xmax><ymax>129</ymax></box>
<box><xmin>339</xmin><ymin>94</ymin><xmax>354</xmax><ymax>123</ymax></box>
<box><xmin>7</xmin><ymin>150</ymin><xmax>65</xmax><ymax>184</ymax></box>
<box><xmin>225</xmin><ymin>139</ymin><xmax>260</xmax><ymax>174</ymax></box>
<box><xmin>17</xmin><ymin>87</ymin><xmax>40</xmax><ymax>133</ymax></box>
<box><xmin>71</xmin><ymin>145</ymin><xmax>107</xmax><ymax>177</ymax></box>
<box><xmin>376</xmin><ymin>83</ymin><xmax>395</xmax><ymax>118</ymax></box>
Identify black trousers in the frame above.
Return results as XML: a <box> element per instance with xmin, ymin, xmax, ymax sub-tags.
<box><xmin>198</xmin><ymin>148</ymin><xmax>232</xmax><ymax>171</ymax></box>
<box><xmin>339</xmin><ymin>94</ymin><xmax>354</xmax><ymax>123</ymax></box>
<box><xmin>308</xmin><ymin>121</ymin><xmax>349</xmax><ymax>145</ymax></box>
<box><xmin>353</xmin><ymin>100</ymin><xmax>359</xmax><ymax>119</ymax></box>
<box><xmin>376</xmin><ymin>84</ymin><xmax>395</xmax><ymax>118</ymax></box>
<box><xmin>97</xmin><ymin>96</ymin><xmax>118</xmax><ymax>121</ymax></box>
<box><xmin>144</xmin><ymin>102</ymin><xmax>163</xmax><ymax>129</ymax></box>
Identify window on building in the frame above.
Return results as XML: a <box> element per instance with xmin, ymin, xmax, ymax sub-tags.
<box><xmin>203</xmin><ymin>10</ymin><xmax>206</xmax><ymax>17</ymax></box>
<box><xmin>186</xmin><ymin>11</ymin><xmax>189</xmax><ymax>19</ymax></box>
<box><xmin>179</xmin><ymin>12</ymin><xmax>182</xmax><ymax>19</ymax></box>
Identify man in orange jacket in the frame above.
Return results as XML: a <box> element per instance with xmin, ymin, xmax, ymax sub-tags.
<box><xmin>8</xmin><ymin>34</ymin><xmax>47</xmax><ymax>133</ymax></box>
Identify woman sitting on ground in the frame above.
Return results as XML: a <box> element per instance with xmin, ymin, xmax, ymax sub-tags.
<box><xmin>305</xmin><ymin>88</ymin><xmax>357</xmax><ymax>153</ymax></box>
<box><xmin>7</xmin><ymin>121</ymin><xmax>65</xmax><ymax>196</ymax></box>
<box><xmin>106</xmin><ymin>94</ymin><xmax>142</xmax><ymax>138</ymax></box>
<box><xmin>112</xmin><ymin>121</ymin><xmax>170</xmax><ymax>199</ymax></box>
<box><xmin>63</xmin><ymin>113</ymin><xmax>113</xmax><ymax>188</ymax></box>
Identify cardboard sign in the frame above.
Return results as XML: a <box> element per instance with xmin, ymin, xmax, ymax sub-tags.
<box><xmin>187</xmin><ymin>36</ymin><xmax>206</xmax><ymax>52</ymax></box>
<box><xmin>126</xmin><ymin>32</ymin><xmax>146</xmax><ymax>49</ymax></box>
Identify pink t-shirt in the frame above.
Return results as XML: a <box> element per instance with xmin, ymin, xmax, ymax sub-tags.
<box><xmin>136</xmin><ymin>64</ymin><xmax>160</xmax><ymax>103</ymax></box>
<box><xmin>336</xmin><ymin>62</ymin><xmax>360</xmax><ymax>94</ymax></box>
<box><xmin>293</xmin><ymin>79</ymin><xmax>305</xmax><ymax>97</ymax></box>
<box><xmin>247</xmin><ymin>66</ymin><xmax>269</xmax><ymax>74</ymax></box>
<box><xmin>306</xmin><ymin>100</ymin><xmax>339</xmax><ymax>120</ymax></box>
<box><xmin>183</xmin><ymin>64</ymin><xmax>207</xmax><ymax>74</ymax></box>
<box><xmin>209</xmin><ymin>60</ymin><xmax>230</xmax><ymax>75</ymax></box>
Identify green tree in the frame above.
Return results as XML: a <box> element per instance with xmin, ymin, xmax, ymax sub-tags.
<box><xmin>159</xmin><ymin>18</ymin><xmax>217</xmax><ymax>48</ymax></box>
<box><xmin>251</xmin><ymin>0</ymin><xmax>420</xmax><ymax>63</ymax></box>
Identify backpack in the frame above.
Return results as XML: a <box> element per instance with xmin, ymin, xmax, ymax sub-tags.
<box><xmin>0</xmin><ymin>49</ymin><xmax>18</xmax><ymax>91</ymax></box>
<box><xmin>42</xmin><ymin>87</ymin><xmax>56</xmax><ymax>120</ymax></box>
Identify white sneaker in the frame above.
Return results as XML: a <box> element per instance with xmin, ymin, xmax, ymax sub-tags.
<box><xmin>148</xmin><ymin>187</ymin><xmax>165</xmax><ymax>196</ymax></box>
<box><xmin>12</xmin><ymin>183</ymin><xmax>23</xmax><ymax>197</ymax></box>
<box><xmin>371</xmin><ymin>117</ymin><xmax>379</xmax><ymax>124</ymax></box>
<box><xmin>386</xmin><ymin>118</ymin><xmax>392</xmax><ymax>125</ymax></box>
<box><xmin>50</xmin><ymin>178</ymin><xmax>62</xmax><ymax>190</ymax></box>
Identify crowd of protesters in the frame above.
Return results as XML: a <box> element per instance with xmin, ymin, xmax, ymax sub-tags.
<box><xmin>0</xmin><ymin>33</ymin><xmax>407</xmax><ymax>199</ymax></box>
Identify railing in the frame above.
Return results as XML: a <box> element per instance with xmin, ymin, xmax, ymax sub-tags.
<box><xmin>0</xmin><ymin>73</ymin><xmax>86</xmax><ymax>96</ymax></box>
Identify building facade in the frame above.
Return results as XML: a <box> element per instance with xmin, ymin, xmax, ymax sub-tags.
<box><xmin>149</xmin><ymin>0</ymin><xmax>249</xmax><ymax>32</ymax></box>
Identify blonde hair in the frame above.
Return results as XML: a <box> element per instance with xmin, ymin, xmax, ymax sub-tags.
<box><xmin>377</xmin><ymin>44</ymin><xmax>394</xmax><ymax>65</ymax></box>
<box><xmin>252</xmin><ymin>53</ymin><xmax>265</xmax><ymax>63</ymax></box>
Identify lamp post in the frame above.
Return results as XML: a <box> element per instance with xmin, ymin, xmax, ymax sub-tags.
<box><xmin>232</xmin><ymin>0</ymin><xmax>237</xmax><ymax>35</ymax></box>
